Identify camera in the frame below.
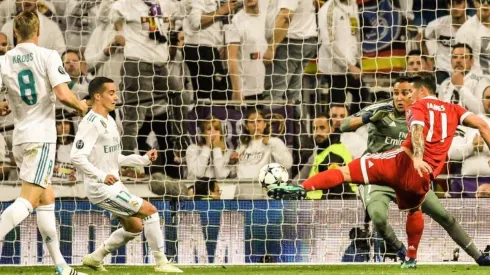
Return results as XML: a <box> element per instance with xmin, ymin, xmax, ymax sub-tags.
<box><xmin>219</xmin><ymin>0</ymin><xmax>243</xmax><ymax>24</ymax></box>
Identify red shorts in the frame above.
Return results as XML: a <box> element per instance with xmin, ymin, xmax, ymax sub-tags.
<box><xmin>348</xmin><ymin>148</ymin><xmax>431</xmax><ymax>210</ymax></box>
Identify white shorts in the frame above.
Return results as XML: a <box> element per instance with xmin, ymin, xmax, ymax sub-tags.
<box><xmin>13</xmin><ymin>143</ymin><xmax>56</xmax><ymax>188</ymax></box>
<box><xmin>95</xmin><ymin>183</ymin><xmax>144</xmax><ymax>219</ymax></box>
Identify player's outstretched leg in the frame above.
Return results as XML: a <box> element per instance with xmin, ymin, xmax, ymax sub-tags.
<box><xmin>421</xmin><ymin>191</ymin><xmax>490</xmax><ymax>266</ymax></box>
<box><xmin>139</xmin><ymin>202</ymin><xmax>182</xmax><ymax>273</ymax></box>
<box><xmin>84</xmin><ymin>217</ymin><xmax>142</xmax><ymax>272</ymax></box>
<box><xmin>0</xmin><ymin>182</ymin><xmax>40</xmax><ymax>240</ymax></box>
<box><xmin>401</xmin><ymin>209</ymin><xmax>424</xmax><ymax>269</ymax></box>
<box><xmin>37</xmin><ymin>186</ymin><xmax>87</xmax><ymax>275</ymax></box>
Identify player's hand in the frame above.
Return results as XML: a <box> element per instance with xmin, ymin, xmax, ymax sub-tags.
<box><xmin>348</xmin><ymin>64</ymin><xmax>362</xmax><ymax>79</ymax></box>
<box><xmin>473</xmin><ymin>135</ymin><xmax>485</xmax><ymax>152</ymax></box>
<box><xmin>370</xmin><ymin>105</ymin><xmax>394</xmax><ymax>122</ymax></box>
<box><xmin>263</xmin><ymin>46</ymin><xmax>275</xmax><ymax>65</ymax></box>
<box><xmin>0</xmin><ymin>101</ymin><xmax>10</xmax><ymax>116</ymax></box>
<box><xmin>216</xmin><ymin>1</ymin><xmax>239</xmax><ymax>16</ymax></box>
<box><xmin>113</xmin><ymin>34</ymin><xmax>126</xmax><ymax>47</ymax></box>
<box><xmin>104</xmin><ymin>174</ymin><xmax>119</xmax><ymax>185</ymax></box>
<box><xmin>451</xmin><ymin>72</ymin><xmax>465</xmax><ymax>88</ymax></box>
<box><xmin>413</xmin><ymin>157</ymin><xmax>433</xmax><ymax>177</ymax></box>
<box><xmin>146</xmin><ymin>149</ymin><xmax>158</xmax><ymax>162</ymax></box>
<box><xmin>78</xmin><ymin>99</ymin><xmax>89</xmax><ymax>116</ymax></box>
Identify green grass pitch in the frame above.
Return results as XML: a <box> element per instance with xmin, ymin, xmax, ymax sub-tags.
<box><xmin>1</xmin><ymin>265</ymin><xmax>490</xmax><ymax>275</ymax></box>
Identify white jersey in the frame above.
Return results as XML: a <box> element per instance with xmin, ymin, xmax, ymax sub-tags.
<box><xmin>70</xmin><ymin>110</ymin><xmax>150</xmax><ymax>204</ymax></box>
<box><xmin>0</xmin><ymin>43</ymin><xmax>70</xmax><ymax>146</ymax></box>
<box><xmin>424</xmin><ymin>15</ymin><xmax>460</xmax><ymax>72</ymax></box>
<box><xmin>455</xmin><ymin>16</ymin><xmax>490</xmax><ymax>75</ymax></box>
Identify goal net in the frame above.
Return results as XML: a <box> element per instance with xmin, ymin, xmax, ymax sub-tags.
<box><xmin>0</xmin><ymin>0</ymin><xmax>489</xmax><ymax>266</ymax></box>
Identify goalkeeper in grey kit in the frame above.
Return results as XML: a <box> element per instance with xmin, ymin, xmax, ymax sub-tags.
<box><xmin>340</xmin><ymin>76</ymin><xmax>490</xmax><ymax>265</ymax></box>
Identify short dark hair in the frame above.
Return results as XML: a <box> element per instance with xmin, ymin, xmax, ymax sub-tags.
<box><xmin>394</xmin><ymin>75</ymin><xmax>413</xmax><ymax>85</ymax></box>
<box><xmin>407</xmin><ymin>49</ymin><xmax>428</xmax><ymax>62</ymax></box>
<box><xmin>314</xmin><ymin>112</ymin><xmax>329</xmax><ymax>120</ymax></box>
<box><xmin>411</xmin><ymin>72</ymin><xmax>437</xmax><ymax>95</ymax></box>
<box><xmin>452</xmin><ymin>43</ymin><xmax>473</xmax><ymax>56</ymax></box>
<box><xmin>88</xmin><ymin>77</ymin><xmax>114</xmax><ymax>99</ymax></box>
<box><xmin>328</xmin><ymin>103</ymin><xmax>349</xmax><ymax>117</ymax></box>
<box><xmin>193</xmin><ymin>177</ymin><xmax>217</xmax><ymax>199</ymax></box>
<box><xmin>61</xmin><ymin>49</ymin><xmax>81</xmax><ymax>61</ymax></box>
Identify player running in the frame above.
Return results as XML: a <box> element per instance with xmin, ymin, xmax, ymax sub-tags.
<box><xmin>0</xmin><ymin>11</ymin><xmax>88</xmax><ymax>275</ymax></box>
<box><xmin>269</xmin><ymin>73</ymin><xmax>490</xmax><ymax>268</ymax></box>
<box><xmin>341</xmin><ymin>76</ymin><xmax>490</xmax><ymax>265</ymax></box>
<box><xmin>70</xmin><ymin>77</ymin><xmax>182</xmax><ymax>273</ymax></box>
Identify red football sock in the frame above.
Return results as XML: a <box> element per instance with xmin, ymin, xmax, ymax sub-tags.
<box><xmin>302</xmin><ymin>169</ymin><xmax>345</xmax><ymax>191</ymax></box>
<box><xmin>406</xmin><ymin>210</ymin><xmax>424</xmax><ymax>260</ymax></box>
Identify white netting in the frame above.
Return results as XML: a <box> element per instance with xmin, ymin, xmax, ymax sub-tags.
<box><xmin>0</xmin><ymin>0</ymin><xmax>489</xmax><ymax>266</ymax></box>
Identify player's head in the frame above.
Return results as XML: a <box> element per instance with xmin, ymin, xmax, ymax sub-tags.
<box><xmin>410</xmin><ymin>72</ymin><xmax>437</xmax><ymax>101</ymax></box>
<box><xmin>244</xmin><ymin>0</ymin><xmax>259</xmax><ymax>9</ymax></box>
<box><xmin>393</xmin><ymin>76</ymin><xmax>413</xmax><ymax>113</ymax></box>
<box><xmin>313</xmin><ymin>113</ymin><xmax>331</xmax><ymax>145</ymax></box>
<box><xmin>406</xmin><ymin>50</ymin><xmax>430</xmax><ymax>74</ymax></box>
<box><xmin>13</xmin><ymin>10</ymin><xmax>39</xmax><ymax>43</ymax></box>
<box><xmin>451</xmin><ymin>43</ymin><xmax>473</xmax><ymax>74</ymax></box>
<box><xmin>328</xmin><ymin>104</ymin><xmax>349</xmax><ymax>131</ymax></box>
<box><xmin>448</xmin><ymin>0</ymin><xmax>467</xmax><ymax>19</ymax></box>
<box><xmin>482</xmin><ymin>86</ymin><xmax>490</xmax><ymax>114</ymax></box>
<box><xmin>475</xmin><ymin>0</ymin><xmax>490</xmax><ymax>24</ymax></box>
<box><xmin>88</xmin><ymin>77</ymin><xmax>118</xmax><ymax>112</ymax></box>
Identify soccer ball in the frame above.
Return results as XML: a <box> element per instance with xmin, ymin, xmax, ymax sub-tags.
<box><xmin>258</xmin><ymin>163</ymin><xmax>289</xmax><ymax>189</ymax></box>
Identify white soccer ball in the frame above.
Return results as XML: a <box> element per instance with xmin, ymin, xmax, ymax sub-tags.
<box><xmin>258</xmin><ymin>163</ymin><xmax>289</xmax><ymax>189</ymax></box>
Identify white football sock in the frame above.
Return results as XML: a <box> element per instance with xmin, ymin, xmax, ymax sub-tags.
<box><xmin>0</xmin><ymin>198</ymin><xmax>32</xmax><ymax>240</ymax></box>
<box><xmin>92</xmin><ymin>228</ymin><xmax>140</xmax><ymax>262</ymax></box>
<box><xmin>36</xmin><ymin>204</ymin><xmax>66</xmax><ymax>266</ymax></box>
<box><xmin>143</xmin><ymin>213</ymin><xmax>168</xmax><ymax>263</ymax></box>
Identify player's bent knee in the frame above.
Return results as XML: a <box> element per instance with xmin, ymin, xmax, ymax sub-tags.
<box><xmin>367</xmin><ymin>204</ymin><xmax>389</xmax><ymax>227</ymax></box>
<box><xmin>19</xmin><ymin>182</ymin><xmax>46</xmax><ymax>209</ymax></box>
<box><xmin>120</xmin><ymin>217</ymin><xmax>144</xmax><ymax>233</ymax></box>
<box><xmin>38</xmin><ymin>185</ymin><xmax>55</xmax><ymax>207</ymax></box>
<box><xmin>137</xmin><ymin>201</ymin><xmax>157</xmax><ymax>218</ymax></box>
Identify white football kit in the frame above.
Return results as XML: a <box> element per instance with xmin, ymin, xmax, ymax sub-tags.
<box><xmin>71</xmin><ymin>110</ymin><xmax>151</xmax><ymax>218</ymax></box>
<box><xmin>0</xmin><ymin>43</ymin><xmax>70</xmax><ymax>187</ymax></box>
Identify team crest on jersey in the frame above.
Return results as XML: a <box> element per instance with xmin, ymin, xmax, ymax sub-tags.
<box><xmin>58</xmin><ymin>66</ymin><xmax>66</xmax><ymax>75</ymax></box>
<box><xmin>76</xmin><ymin>140</ymin><xmax>84</xmax><ymax>149</ymax></box>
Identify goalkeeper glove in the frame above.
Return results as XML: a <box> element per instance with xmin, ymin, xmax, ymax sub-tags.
<box><xmin>362</xmin><ymin>105</ymin><xmax>394</xmax><ymax>124</ymax></box>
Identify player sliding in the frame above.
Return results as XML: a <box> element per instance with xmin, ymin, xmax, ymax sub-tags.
<box><xmin>0</xmin><ymin>11</ymin><xmax>88</xmax><ymax>275</ymax></box>
<box><xmin>341</xmin><ymin>76</ymin><xmax>490</xmax><ymax>265</ymax></box>
<box><xmin>70</xmin><ymin>77</ymin><xmax>182</xmax><ymax>273</ymax></box>
<box><xmin>269</xmin><ymin>73</ymin><xmax>490</xmax><ymax>268</ymax></box>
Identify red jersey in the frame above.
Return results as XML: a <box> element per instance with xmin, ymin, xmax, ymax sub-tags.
<box><xmin>401</xmin><ymin>96</ymin><xmax>472</xmax><ymax>178</ymax></box>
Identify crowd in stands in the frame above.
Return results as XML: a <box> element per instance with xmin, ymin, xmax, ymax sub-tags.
<box><xmin>0</xmin><ymin>0</ymin><xmax>489</xmax><ymax>199</ymax></box>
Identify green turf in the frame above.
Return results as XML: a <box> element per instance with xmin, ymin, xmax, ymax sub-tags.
<box><xmin>1</xmin><ymin>265</ymin><xmax>490</xmax><ymax>275</ymax></box>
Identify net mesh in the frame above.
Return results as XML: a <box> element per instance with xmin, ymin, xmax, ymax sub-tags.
<box><xmin>0</xmin><ymin>0</ymin><xmax>488</xmax><ymax>265</ymax></box>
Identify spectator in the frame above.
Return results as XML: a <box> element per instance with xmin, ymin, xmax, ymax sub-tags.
<box><xmin>438</xmin><ymin>43</ymin><xmax>486</xmax><ymax>114</ymax></box>
<box><xmin>1</xmin><ymin>0</ymin><xmax>65</xmax><ymax>55</ymax></box>
<box><xmin>318</xmin><ymin>0</ymin><xmax>369</xmax><ymax>114</ymax></box>
<box><xmin>0</xmin><ymin>32</ymin><xmax>10</xmax><ymax>55</ymax></box>
<box><xmin>449</xmin><ymin>86</ymin><xmax>490</xmax><ymax>197</ymax></box>
<box><xmin>422</xmin><ymin>0</ymin><xmax>468</xmax><ymax>84</ymax></box>
<box><xmin>188</xmin><ymin>178</ymin><xmax>221</xmax><ymax>200</ymax></box>
<box><xmin>63</xmin><ymin>0</ymin><xmax>99</xmax><ymax>50</ymax></box>
<box><xmin>109</xmin><ymin>0</ymin><xmax>183</xmax><ymax>157</ymax></box>
<box><xmin>405</xmin><ymin>49</ymin><xmax>431</xmax><ymax>74</ymax></box>
<box><xmin>0</xmin><ymin>0</ymin><xmax>57</xmax><ymax>27</ymax></box>
<box><xmin>262</xmin><ymin>0</ymin><xmax>317</xmax><ymax>106</ymax></box>
<box><xmin>53</xmin><ymin>115</ymin><xmax>76</xmax><ymax>182</ymax></box>
<box><xmin>169</xmin><ymin>29</ymin><xmax>193</xmax><ymax>106</ymax></box>
<box><xmin>186</xmin><ymin>116</ymin><xmax>232</xmax><ymax>179</ymax></box>
<box><xmin>294</xmin><ymin>113</ymin><xmax>356</xmax><ymax>199</ymax></box>
<box><xmin>234</xmin><ymin>109</ymin><xmax>292</xmax><ymax>179</ymax></box>
<box><xmin>0</xmin><ymin>131</ymin><xmax>11</xmax><ymax>181</ymax></box>
<box><xmin>84</xmin><ymin>0</ymin><xmax>125</xmax><ymax>89</ymax></box>
<box><xmin>226</xmin><ymin>0</ymin><xmax>267</xmax><ymax>101</ymax></box>
<box><xmin>183</xmin><ymin>0</ymin><xmax>239</xmax><ymax>100</ymax></box>
<box><xmin>329</xmin><ymin>104</ymin><xmax>367</xmax><ymax>159</ymax></box>
<box><xmin>456</xmin><ymin>0</ymin><xmax>490</xmax><ymax>75</ymax></box>
<box><xmin>60</xmin><ymin>50</ymin><xmax>89</xmax><ymax>115</ymax></box>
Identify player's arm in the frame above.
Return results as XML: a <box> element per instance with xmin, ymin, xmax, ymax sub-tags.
<box><xmin>341</xmin><ymin>104</ymin><xmax>393</xmax><ymax>132</ymax></box>
<box><xmin>462</xmin><ymin>114</ymin><xmax>490</xmax><ymax>151</ymax></box>
<box><xmin>408</xmin><ymin>103</ymin><xmax>433</xmax><ymax>176</ymax></box>
<box><xmin>70</xmin><ymin>122</ymin><xmax>110</xmax><ymax>183</ymax></box>
<box><xmin>118</xmin><ymin>149</ymin><xmax>156</xmax><ymax>167</ymax></box>
<box><xmin>54</xmin><ymin>83</ymin><xmax>88</xmax><ymax>116</ymax></box>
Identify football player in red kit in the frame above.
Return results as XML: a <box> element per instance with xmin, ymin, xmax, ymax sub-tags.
<box><xmin>268</xmin><ymin>73</ymin><xmax>490</xmax><ymax>268</ymax></box>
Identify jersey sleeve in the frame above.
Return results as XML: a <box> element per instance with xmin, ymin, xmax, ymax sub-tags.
<box><xmin>225</xmin><ymin>16</ymin><xmax>242</xmax><ymax>44</ymax></box>
<box><xmin>118</xmin><ymin>154</ymin><xmax>151</xmax><ymax>167</ymax></box>
<box><xmin>70</xmin><ymin>121</ymin><xmax>107</xmax><ymax>183</ymax></box>
<box><xmin>407</xmin><ymin>102</ymin><xmax>426</xmax><ymax>129</ymax></box>
<box><xmin>453</xmin><ymin>104</ymin><xmax>472</xmax><ymax>125</ymax></box>
<box><xmin>46</xmin><ymin>51</ymin><xmax>70</xmax><ymax>89</ymax></box>
<box><xmin>424</xmin><ymin>19</ymin><xmax>436</xmax><ymax>40</ymax></box>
